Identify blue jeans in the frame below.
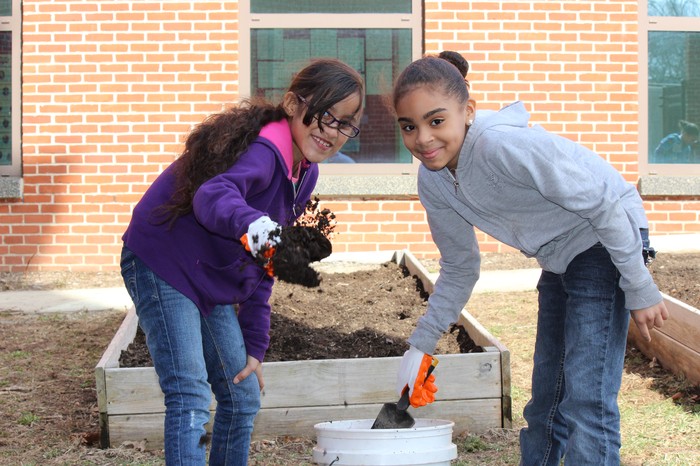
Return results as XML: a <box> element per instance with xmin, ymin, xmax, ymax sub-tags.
<box><xmin>120</xmin><ymin>247</ymin><xmax>260</xmax><ymax>466</ymax></box>
<box><xmin>519</xmin><ymin>244</ymin><xmax>629</xmax><ymax>466</ymax></box>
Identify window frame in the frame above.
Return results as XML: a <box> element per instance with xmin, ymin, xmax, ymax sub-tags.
<box><xmin>639</xmin><ymin>1</ymin><xmax>700</xmax><ymax>179</ymax></box>
<box><xmin>0</xmin><ymin>0</ymin><xmax>21</xmax><ymax>179</ymax></box>
<box><xmin>239</xmin><ymin>0</ymin><xmax>423</xmax><ymax>177</ymax></box>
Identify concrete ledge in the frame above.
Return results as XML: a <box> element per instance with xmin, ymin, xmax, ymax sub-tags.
<box><xmin>638</xmin><ymin>176</ymin><xmax>700</xmax><ymax>196</ymax></box>
<box><xmin>1</xmin><ymin>288</ymin><xmax>132</xmax><ymax>313</ymax></box>
<box><xmin>651</xmin><ymin>234</ymin><xmax>700</xmax><ymax>253</ymax></box>
<box><xmin>314</xmin><ymin>175</ymin><xmax>418</xmax><ymax>197</ymax></box>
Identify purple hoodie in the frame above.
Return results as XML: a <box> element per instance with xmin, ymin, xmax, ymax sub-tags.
<box><xmin>122</xmin><ymin>119</ymin><xmax>319</xmax><ymax>362</ymax></box>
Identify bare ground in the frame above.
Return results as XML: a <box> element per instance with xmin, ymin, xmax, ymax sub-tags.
<box><xmin>0</xmin><ymin>252</ymin><xmax>698</xmax><ymax>465</ymax></box>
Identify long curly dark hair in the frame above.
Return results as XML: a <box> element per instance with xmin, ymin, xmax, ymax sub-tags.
<box><xmin>159</xmin><ymin>58</ymin><xmax>364</xmax><ymax>227</ymax></box>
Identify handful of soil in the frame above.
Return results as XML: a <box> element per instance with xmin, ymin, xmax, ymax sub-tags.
<box><xmin>272</xmin><ymin>226</ymin><xmax>332</xmax><ymax>287</ymax></box>
<box><xmin>268</xmin><ymin>197</ymin><xmax>336</xmax><ymax>287</ymax></box>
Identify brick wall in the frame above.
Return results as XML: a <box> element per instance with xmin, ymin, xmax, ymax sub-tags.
<box><xmin>0</xmin><ymin>0</ymin><xmax>697</xmax><ymax>272</ymax></box>
<box><xmin>3</xmin><ymin>1</ymin><xmax>239</xmax><ymax>271</ymax></box>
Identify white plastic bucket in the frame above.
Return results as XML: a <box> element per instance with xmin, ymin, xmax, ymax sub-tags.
<box><xmin>312</xmin><ymin>418</ymin><xmax>458</xmax><ymax>466</ymax></box>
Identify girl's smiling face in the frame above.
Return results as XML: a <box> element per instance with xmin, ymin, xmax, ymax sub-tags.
<box><xmin>285</xmin><ymin>91</ymin><xmax>363</xmax><ymax>165</ymax></box>
<box><xmin>395</xmin><ymin>86</ymin><xmax>474</xmax><ymax>171</ymax></box>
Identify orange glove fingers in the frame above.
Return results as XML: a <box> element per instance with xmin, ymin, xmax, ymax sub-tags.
<box><xmin>409</xmin><ymin>385</ymin><xmax>435</xmax><ymax>407</ymax></box>
<box><xmin>240</xmin><ymin>234</ymin><xmax>251</xmax><ymax>252</ymax></box>
<box><xmin>417</xmin><ymin>354</ymin><xmax>433</xmax><ymax>379</ymax></box>
<box><xmin>240</xmin><ymin>234</ymin><xmax>275</xmax><ymax>277</ymax></box>
<box><xmin>261</xmin><ymin>246</ymin><xmax>275</xmax><ymax>260</ymax></box>
<box><xmin>409</xmin><ymin>356</ymin><xmax>439</xmax><ymax>408</ymax></box>
<box><xmin>261</xmin><ymin>246</ymin><xmax>276</xmax><ymax>277</ymax></box>
<box><xmin>263</xmin><ymin>260</ymin><xmax>274</xmax><ymax>277</ymax></box>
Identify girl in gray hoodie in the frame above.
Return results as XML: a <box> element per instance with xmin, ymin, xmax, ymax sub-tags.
<box><xmin>392</xmin><ymin>53</ymin><xmax>668</xmax><ymax>466</ymax></box>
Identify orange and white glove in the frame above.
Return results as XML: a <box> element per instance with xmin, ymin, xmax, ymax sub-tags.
<box><xmin>396</xmin><ymin>346</ymin><xmax>438</xmax><ymax>408</ymax></box>
<box><xmin>240</xmin><ymin>216</ymin><xmax>281</xmax><ymax>277</ymax></box>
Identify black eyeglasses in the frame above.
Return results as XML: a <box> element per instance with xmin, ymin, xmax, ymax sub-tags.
<box><xmin>296</xmin><ymin>95</ymin><xmax>360</xmax><ymax>138</ymax></box>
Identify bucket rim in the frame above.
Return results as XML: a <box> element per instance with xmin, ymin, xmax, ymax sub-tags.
<box><xmin>313</xmin><ymin>418</ymin><xmax>455</xmax><ymax>432</ymax></box>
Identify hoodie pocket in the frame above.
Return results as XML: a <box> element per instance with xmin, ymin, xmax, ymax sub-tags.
<box><xmin>194</xmin><ymin>255</ymin><xmax>266</xmax><ymax>306</ymax></box>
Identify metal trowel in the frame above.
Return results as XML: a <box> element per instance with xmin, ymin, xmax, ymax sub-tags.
<box><xmin>371</xmin><ymin>358</ymin><xmax>438</xmax><ymax>429</ymax></box>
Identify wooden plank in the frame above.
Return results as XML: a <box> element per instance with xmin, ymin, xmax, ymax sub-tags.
<box><xmin>107</xmin><ymin>398</ymin><xmax>502</xmax><ymax>448</ymax></box>
<box><xmin>253</xmin><ymin>399</ymin><xmax>501</xmax><ymax>439</ymax></box>
<box><xmin>628</xmin><ymin>321</ymin><xmax>700</xmax><ymax>385</ymax></box>
<box><xmin>401</xmin><ymin>249</ymin><xmax>436</xmax><ymax>295</ymax></box>
<box><xmin>95</xmin><ymin>305</ymin><xmax>138</xmax><ymax>448</ymax></box>
<box><xmin>95</xmin><ymin>364</ymin><xmax>110</xmax><ymax>448</ymax></box>
<box><xmin>262</xmin><ymin>352</ymin><xmax>501</xmax><ymax>406</ymax></box>
<box><xmin>499</xmin><ymin>348</ymin><xmax>513</xmax><ymax>428</ymax></box>
<box><xmin>457</xmin><ymin>309</ymin><xmax>507</xmax><ymax>352</ymax></box>
<box><xmin>105</xmin><ymin>352</ymin><xmax>502</xmax><ymax>415</ymax></box>
<box><xmin>657</xmin><ymin>293</ymin><xmax>700</xmax><ymax>352</ymax></box>
<box><xmin>104</xmin><ymin>367</ymin><xmax>164</xmax><ymax>415</ymax></box>
<box><xmin>96</xmin><ymin>306</ymin><xmax>138</xmax><ymax>371</ymax></box>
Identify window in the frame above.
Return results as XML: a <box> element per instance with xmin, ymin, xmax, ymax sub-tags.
<box><xmin>640</xmin><ymin>0</ymin><xmax>700</xmax><ymax>177</ymax></box>
<box><xmin>0</xmin><ymin>0</ymin><xmax>20</xmax><ymax>179</ymax></box>
<box><xmin>239</xmin><ymin>0</ymin><xmax>422</xmax><ymax>176</ymax></box>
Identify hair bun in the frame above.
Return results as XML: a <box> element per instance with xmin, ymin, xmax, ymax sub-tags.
<box><xmin>438</xmin><ymin>51</ymin><xmax>469</xmax><ymax>78</ymax></box>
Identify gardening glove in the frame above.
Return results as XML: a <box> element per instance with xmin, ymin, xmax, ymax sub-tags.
<box><xmin>240</xmin><ymin>216</ymin><xmax>281</xmax><ymax>277</ymax></box>
<box><xmin>396</xmin><ymin>346</ymin><xmax>438</xmax><ymax>408</ymax></box>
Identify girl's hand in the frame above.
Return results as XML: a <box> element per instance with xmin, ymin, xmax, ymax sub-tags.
<box><xmin>233</xmin><ymin>355</ymin><xmax>265</xmax><ymax>391</ymax></box>
<box><xmin>245</xmin><ymin>216</ymin><xmax>281</xmax><ymax>260</ymax></box>
<box><xmin>631</xmin><ymin>301</ymin><xmax>669</xmax><ymax>342</ymax></box>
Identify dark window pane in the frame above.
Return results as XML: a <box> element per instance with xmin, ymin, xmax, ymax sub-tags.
<box><xmin>648</xmin><ymin>31</ymin><xmax>700</xmax><ymax>164</ymax></box>
<box><xmin>251</xmin><ymin>0</ymin><xmax>412</xmax><ymax>14</ymax></box>
<box><xmin>0</xmin><ymin>31</ymin><xmax>10</xmax><ymax>166</ymax></box>
<box><xmin>648</xmin><ymin>0</ymin><xmax>700</xmax><ymax>17</ymax></box>
<box><xmin>0</xmin><ymin>1</ymin><xmax>10</xmax><ymax>16</ymax></box>
<box><xmin>251</xmin><ymin>28</ymin><xmax>413</xmax><ymax>164</ymax></box>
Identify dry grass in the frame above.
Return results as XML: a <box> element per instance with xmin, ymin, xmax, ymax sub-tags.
<box><xmin>462</xmin><ymin>291</ymin><xmax>699</xmax><ymax>466</ymax></box>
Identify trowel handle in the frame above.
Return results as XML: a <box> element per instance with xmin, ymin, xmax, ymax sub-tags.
<box><xmin>397</xmin><ymin>386</ymin><xmax>411</xmax><ymax>411</ymax></box>
<box><xmin>396</xmin><ymin>357</ymin><xmax>438</xmax><ymax>411</ymax></box>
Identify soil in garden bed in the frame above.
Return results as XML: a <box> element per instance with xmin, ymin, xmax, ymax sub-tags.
<box><xmin>119</xmin><ymin>251</ymin><xmax>700</xmax><ymax>367</ymax></box>
<box><xmin>119</xmin><ymin>262</ymin><xmax>481</xmax><ymax>367</ymax></box>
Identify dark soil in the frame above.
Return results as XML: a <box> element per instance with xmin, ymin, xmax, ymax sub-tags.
<box><xmin>647</xmin><ymin>254</ymin><xmax>700</xmax><ymax>308</ymax></box>
<box><xmin>120</xmin><ymin>262</ymin><xmax>479</xmax><ymax>367</ymax></box>
<box><xmin>119</xmin><ymin>252</ymin><xmax>700</xmax><ymax>368</ymax></box>
<box><xmin>270</xmin><ymin>225</ymin><xmax>333</xmax><ymax>287</ymax></box>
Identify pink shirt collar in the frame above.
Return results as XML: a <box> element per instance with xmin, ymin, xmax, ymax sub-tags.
<box><xmin>258</xmin><ymin>119</ymin><xmax>303</xmax><ymax>181</ymax></box>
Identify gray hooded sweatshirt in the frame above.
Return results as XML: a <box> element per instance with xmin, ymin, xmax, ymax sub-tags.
<box><xmin>408</xmin><ymin>101</ymin><xmax>663</xmax><ymax>355</ymax></box>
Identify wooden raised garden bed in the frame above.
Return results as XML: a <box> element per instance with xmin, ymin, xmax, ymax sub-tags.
<box><xmin>95</xmin><ymin>250</ymin><xmax>511</xmax><ymax>449</ymax></box>
<box><xmin>628</xmin><ymin>292</ymin><xmax>700</xmax><ymax>385</ymax></box>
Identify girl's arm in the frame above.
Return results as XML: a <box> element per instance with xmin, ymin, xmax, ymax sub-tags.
<box><xmin>192</xmin><ymin>144</ymin><xmax>278</xmax><ymax>240</ymax></box>
<box><xmin>407</xmin><ymin>171</ymin><xmax>481</xmax><ymax>355</ymax></box>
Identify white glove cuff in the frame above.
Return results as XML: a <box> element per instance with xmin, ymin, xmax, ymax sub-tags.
<box><xmin>396</xmin><ymin>345</ymin><xmax>426</xmax><ymax>396</ymax></box>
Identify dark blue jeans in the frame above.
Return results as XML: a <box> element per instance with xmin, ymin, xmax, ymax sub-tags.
<box><xmin>519</xmin><ymin>244</ymin><xmax>629</xmax><ymax>466</ymax></box>
<box><xmin>120</xmin><ymin>247</ymin><xmax>260</xmax><ymax>466</ymax></box>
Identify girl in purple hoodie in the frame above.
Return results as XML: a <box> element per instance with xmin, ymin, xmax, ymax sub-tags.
<box><xmin>120</xmin><ymin>58</ymin><xmax>364</xmax><ymax>465</ymax></box>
